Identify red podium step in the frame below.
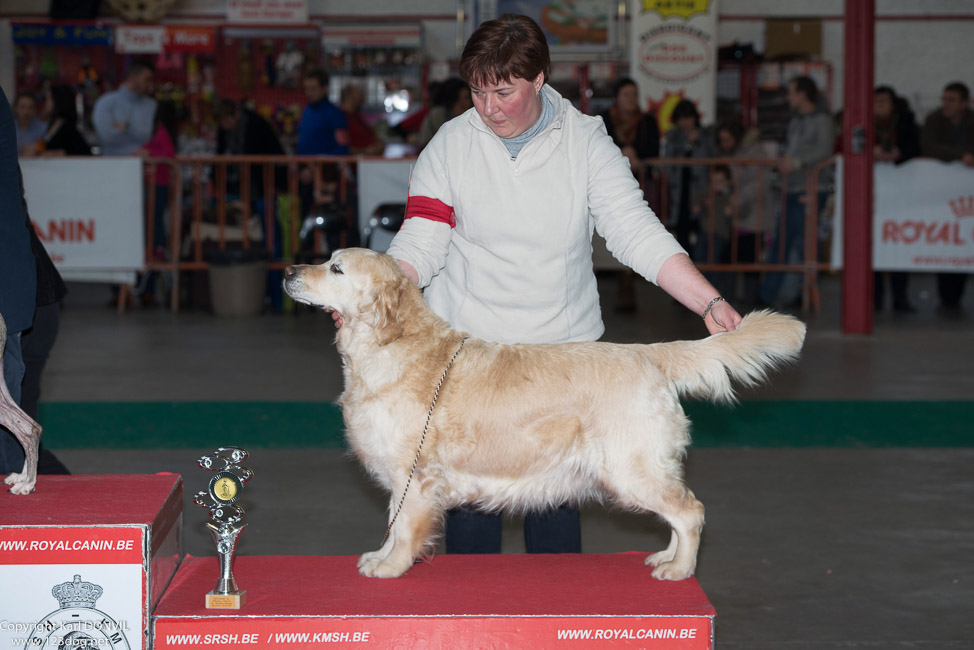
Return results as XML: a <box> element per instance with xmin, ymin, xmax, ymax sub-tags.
<box><xmin>0</xmin><ymin>474</ymin><xmax>183</xmax><ymax>650</ymax></box>
<box><xmin>153</xmin><ymin>553</ymin><xmax>714</xmax><ymax>648</ymax></box>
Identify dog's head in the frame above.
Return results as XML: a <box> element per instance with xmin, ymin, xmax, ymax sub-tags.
<box><xmin>283</xmin><ymin>248</ymin><xmax>406</xmax><ymax>346</ymax></box>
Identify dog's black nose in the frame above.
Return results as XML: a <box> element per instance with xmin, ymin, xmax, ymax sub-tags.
<box><xmin>284</xmin><ymin>265</ymin><xmax>296</xmax><ymax>277</ymax></box>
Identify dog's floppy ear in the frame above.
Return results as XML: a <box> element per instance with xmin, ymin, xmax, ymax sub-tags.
<box><xmin>371</xmin><ymin>279</ymin><xmax>405</xmax><ymax>346</ymax></box>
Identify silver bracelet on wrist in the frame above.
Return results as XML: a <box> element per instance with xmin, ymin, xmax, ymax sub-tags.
<box><xmin>701</xmin><ymin>296</ymin><xmax>725</xmax><ymax>321</ymax></box>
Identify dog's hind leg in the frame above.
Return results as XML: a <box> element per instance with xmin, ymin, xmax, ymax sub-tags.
<box><xmin>606</xmin><ymin>469</ymin><xmax>705</xmax><ymax>581</ymax></box>
<box><xmin>358</xmin><ymin>475</ymin><xmax>441</xmax><ymax>578</ymax></box>
<box><xmin>0</xmin><ymin>318</ymin><xmax>42</xmax><ymax>495</ymax></box>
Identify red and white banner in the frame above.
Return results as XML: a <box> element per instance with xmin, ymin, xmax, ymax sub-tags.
<box><xmin>115</xmin><ymin>25</ymin><xmax>216</xmax><ymax>54</ymax></box>
<box><xmin>227</xmin><ymin>0</ymin><xmax>309</xmax><ymax>24</ymax></box>
<box><xmin>832</xmin><ymin>158</ymin><xmax>974</xmax><ymax>272</ymax></box>
<box><xmin>630</xmin><ymin>0</ymin><xmax>718</xmax><ymax>130</ymax></box>
<box><xmin>116</xmin><ymin>25</ymin><xmax>167</xmax><ymax>53</ymax></box>
<box><xmin>165</xmin><ymin>26</ymin><xmax>217</xmax><ymax>52</ymax></box>
<box><xmin>0</xmin><ymin>527</ymin><xmax>143</xmax><ymax>565</ymax></box>
<box><xmin>154</xmin><ymin>616</ymin><xmax>712</xmax><ymax>649</ymax></box>
<box><xmin>0</xmin><ymin>529</ymin><xmax>144</xmax><ymax>649</ymax></box>
<box><xmin>20</xmin><ymin>158</ymin><xmax>144</xmax><ymax>282</ymax></box>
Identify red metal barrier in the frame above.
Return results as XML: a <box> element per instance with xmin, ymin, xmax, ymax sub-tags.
<box><xmin>139</xmin><ymin>154</ymin><xmax>834</xmax><ymax>313</ymax></box>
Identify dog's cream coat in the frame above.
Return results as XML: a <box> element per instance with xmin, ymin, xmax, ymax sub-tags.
<box><xmin>284</xmin><ymin>248</ymin><xmax>806</xmax><ymax>580</ymax></box>
<box><xmin>1</xmin><ymin>314</ymin><xmax>41</xmax><ymax>494</ymax></box>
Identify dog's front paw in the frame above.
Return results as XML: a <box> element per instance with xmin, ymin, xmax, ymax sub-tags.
<box><xmin>650</xmin><ymin>561</ymin><xmax>694</xmax><ymax>581</ymax></box>
<box><xmin>357</xmin><ymin>553</ymin><xmax>412</xmax><ymax>578</ymax></box>
<box><xmin>645</xmin><ymin>550</ymin><xmax>676</xmax><ymax>569</ymax></box>
<box><xmin>357</xmin><ymin>550</ymin><xmax>386</xmax><ymax>570</ymax></box>
<box><xmin>4</xmin><ymin>473</ymin><xmax>36</xmax><ymax>495</ymax></box>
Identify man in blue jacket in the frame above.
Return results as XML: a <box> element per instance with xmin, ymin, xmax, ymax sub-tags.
<box><xmin>297</xmin><ymin>68</ymin><xmax>349</xmax><ymax>156</ymax></box>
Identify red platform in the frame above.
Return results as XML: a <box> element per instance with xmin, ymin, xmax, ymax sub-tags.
<box><xmin>0</xmin><ymin>474</ymin><xmax>183</xmax><ymax>650</ymax></box>
<box><xmin>153</xmin><ymin>553</ymin><xmax>714</xmax><ymax>648</ymax></box>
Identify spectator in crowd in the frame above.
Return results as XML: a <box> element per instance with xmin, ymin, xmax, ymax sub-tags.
<box><xmin>384</xmin><ymin>14</ymin><xmax>741</xmax><ymax>557</ymax></box>
<box><xmin>297</xmin><ymin>68</ymin><xmax>349</xmax><ymax>156</ymax></box>
<box><xmin>39</xmin><ymin>84</ymin><xmax>91</xmax><ymax>156</ymax></box>
<box><xmin>602</xmin><ymin>77</ymin><xmax>660</xmax><ymax>174</ymax></box>
<box><xmin>13</xmin><ymin>92</ymin><xmax>46</xmax><ymax>156</ymax></box>
<box><xmin>758</xmin><ymin>75</ymin><xmax>835</xmax><ymax>308</ymax></box>
<box><xmin>138</xmin><ymin>100</ymin><xmax>178</xmax><ymax>261</ymax></box>
<box><xmin>215</xmin><ymin>97</ymin><xmax>286</xmax><ymax>197</ymax></box>
<box><xmin>340</xmin><ymin>85</ymin><xmax>385</xmax><ymax>155</ymax></box>
<box><xmin>92</xmin><ymin>60</ymin><xmax>156</xmax><ymax>156</ymax></box>
<box><xmin>215</xmin><ymin>98</ymin><xmax>288</xmax><ymax>310</ymax></box>
<box><xmin>663</xmin><ymin>99</ymin><xmax>716</xmax><ymax>258</ymax></box>
<box><xmin>716</xmin><ymin>118</ymin><xmax>774</xmax><ymax>306</ymax></box>
<box><xmin>131</xmin><ymin>100</ymin><xmax>179</xmax><ymax>309</ymax></box>
<box><xmin>921</xmin><ymin>81</ymin><xmax>974</xmax><ymax>311</ymax></box>
<box><xmin>297</xmin><ymin>68</ymin><xmax>349</xmax><ymax>221</ymax></box>
<box><xmin>874</xmin><ymin>85</ymin><xmax>920</xmax><ymax>313</ymax></box>
<box><xmin>418</xmin><ymin>77</ymin><xmax>473</xmax><ymax>148</ymax></box>
<box><xmin>600</xmin><ymin>77</ymin><xmax>661</xmax><ymax>312</ymax></box>
<box><xmin>1</xmin><ymin>87</ymin><xmax>38</xmax><ymax>476</ymax></box>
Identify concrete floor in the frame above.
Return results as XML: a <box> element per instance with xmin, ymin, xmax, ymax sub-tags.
<box><xmin>28</xmin><ymin>271</ymin><xmax>974</xmax><ymax>647</ymax></box>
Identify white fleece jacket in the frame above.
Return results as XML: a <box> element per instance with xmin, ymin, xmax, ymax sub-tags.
<box><xmin>386</xmin><ymin>85</ymin><xmax>685</xmax><ymax>345</ymax></box>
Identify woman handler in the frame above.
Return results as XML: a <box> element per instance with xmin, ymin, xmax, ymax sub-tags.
<box><xmin>385</xmin><ymin>14</ymin><xmax>741</xmax><ymax>554</ymax></box>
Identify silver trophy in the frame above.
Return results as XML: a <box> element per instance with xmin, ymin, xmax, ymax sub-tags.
<box><xmin>194</xmin><ymin>447</ymin><xmax>254</xmax><ymax>609</ymax></box>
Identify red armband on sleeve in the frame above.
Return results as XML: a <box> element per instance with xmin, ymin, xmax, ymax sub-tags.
<box><xmin>405</xmin><ymin>196</ymin><xmax>456</xmax><ymax>228</ymax></box>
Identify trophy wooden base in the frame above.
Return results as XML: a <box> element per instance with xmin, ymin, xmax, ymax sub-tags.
<box><xmin>206</xmin><ymin>590</ymin><xmax>246</xmax><ymax>609</ymax></box>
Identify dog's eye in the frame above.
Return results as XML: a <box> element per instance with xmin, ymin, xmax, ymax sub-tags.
<box><xmin>330</xmin><ymin>264</ymin><xmax>343</xmax><ymax>275</ymax></box>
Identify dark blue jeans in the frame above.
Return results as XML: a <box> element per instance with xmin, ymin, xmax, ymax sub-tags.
<box><xmin>759</xmin><ymin>191</ymin><xmax>828</xmax><ymax>306</ymax></box>
<box><xmin>445</xmin><ymin>505</ymin><xmax>581</xmax><ymax>554</ymax></box>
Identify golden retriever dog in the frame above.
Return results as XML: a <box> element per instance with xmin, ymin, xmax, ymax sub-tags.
<box><xmin>1</xmin><ymin>314</ymin><xmax>41</xmax><ymax>495</ymax></box>
<box><xmin>283</xmin><ymin>248</ymin><xmax>806</xmax><ymax>580</ymax></box>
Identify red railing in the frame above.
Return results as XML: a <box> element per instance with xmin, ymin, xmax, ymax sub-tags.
<box><xmin>137</xmin><ymin>154</ymin><xmax>834</xmax><ymax>312</ymax></box>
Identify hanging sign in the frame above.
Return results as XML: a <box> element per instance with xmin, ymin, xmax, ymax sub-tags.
<box><xmin>12</xmin><ymin>23</ymin><xmax>112</xmax><ymax>46</ymax></box>
<box><xmin>164</xmin><ymin>26</ymin><xmax>216</xmax><ymax>52</ymax></box>
<box><xmin>227</xmin><ymin>0</ymin><xmax>309</xmax><ymax>24</ymax></box>
<box><xmin>630</xmin><ymin>0</ymin><xmax>718</xmax><ymax>130</ymax></box>
<box><xmin>115</xmin><ymin>25</ymin><xmax>167</xmax><ymax>54</ymax></box>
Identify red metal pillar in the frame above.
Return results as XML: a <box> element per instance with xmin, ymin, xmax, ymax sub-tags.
<box><xmin>842</xmin><ymin>0</ymin><xmax>875</xmax><ymax>333</ymax></box>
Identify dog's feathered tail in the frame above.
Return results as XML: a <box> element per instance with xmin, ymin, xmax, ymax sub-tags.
<box><xmin>650</xmin><ymin>310</ymin><xmax>806</xmax><ymax>403</ymax></box>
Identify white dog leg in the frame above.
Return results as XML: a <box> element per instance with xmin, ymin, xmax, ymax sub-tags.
<box><xmin>0</xmin><ymin>344</ymin><xmax>41</xmax><ymax>495</ymax></box>
<box><xmin>358</xmin><ymin>484</ymin><xmax>439</xmax><ymax>578</ymax></box>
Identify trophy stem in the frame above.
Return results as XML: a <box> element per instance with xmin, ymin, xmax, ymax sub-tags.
<box><xmin>205</xmin><ymin>522</ymin><xmax>247</xmax><ymax>608</ymax></box>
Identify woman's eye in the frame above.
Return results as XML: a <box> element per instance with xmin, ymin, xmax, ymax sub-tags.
<box><xmin>330</xmin><ymin>264</ymin><xmax>343</xmax><ymax>275</ymax></box>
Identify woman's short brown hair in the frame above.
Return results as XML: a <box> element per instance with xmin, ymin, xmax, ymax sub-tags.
<box><xmin>459</xmin><ymin>14</ymin><xmax>550</xmax><ymax>88</ymax></box>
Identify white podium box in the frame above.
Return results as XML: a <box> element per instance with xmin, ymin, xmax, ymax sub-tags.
<box><xmin>0</xmin><ymin>474</ymin><xmax>182</xmax><ymax>649</ymax></box>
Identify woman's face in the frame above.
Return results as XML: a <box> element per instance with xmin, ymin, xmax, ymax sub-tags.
<box><xmin>470</xmin><ymin>73</ymin><xmax>544</xmax><ymax>139</ymax></box>
<box><xmin>717</xmin><ymin>128</ymin><xmax>737</xmax><ymax>153</ymax></box>
<box><xmin>874</xmin><ymin>92</ymin><xmax>894</xmax><ymax>120</ymax></box>
<box><xmin>676</xmin><ymin>115</ymin><xmax>696</xmax><ymax>134</ymax></box>
<box><xmin>616</xmin><ymin>84</ymin><xmax>639</xmax><ymax>112</ymax></box>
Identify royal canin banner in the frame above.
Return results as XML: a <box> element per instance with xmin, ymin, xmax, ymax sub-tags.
<box><xmin>0</xmin><ymin>527</ymin><xmax>143</xmax><ymax>565</ymax></box>
<box><xmin>20</xmin><ymin>158</ymin><xmax>144</xmax><ymax>280</ymax></box>
<box><xmin>630</xmin><ymin>0</ymin><xmax>718</xmax><ymax>130</ymax></box>
<box><xmin>832</xmin><ymin>158</ymin><xmax>974</xmax><ymax>272</ymax></box>
<box><xmin>0</xmin><ymin>528</ymin><xmax>145</xmax><ymax>649</ymax></box>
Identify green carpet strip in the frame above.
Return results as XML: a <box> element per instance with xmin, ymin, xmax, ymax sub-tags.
<box><xmin>34</xmin><ymin>401</ymin><xmax>973</xmax><ymax>450</ymax></box>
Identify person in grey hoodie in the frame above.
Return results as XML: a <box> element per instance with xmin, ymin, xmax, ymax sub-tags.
<box><xmin>759</xmin><ymin>76</ymin><xmax>835</xmax><ymax>307</ymax></box>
